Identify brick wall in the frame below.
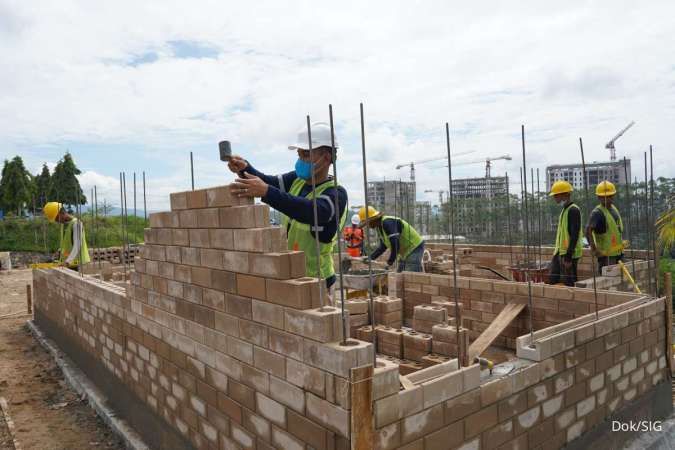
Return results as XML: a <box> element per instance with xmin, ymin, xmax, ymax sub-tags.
<box><xmin>374</xmin><ymin>296</ymin><xmax>671</xmax><ymax>449</ymax></box>
<box><xmin>33</xmin><ymin>184</ymin><xmax>377</xmax><ymax>450</ymax></box>
<box><xmin>399</xmin><ymin>272</ymin><xmax>643</xmax><ymax>349</ymax></box>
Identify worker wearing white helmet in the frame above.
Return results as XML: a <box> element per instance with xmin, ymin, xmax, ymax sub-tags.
<box><xmin>229</xmin><ymin>122</ymin><xmax>348</xmax><ymax>288</ymax></box>
<box><xmin>343</xmin><ymin>214</ymin><xmax>364</xmax><ymax>257</ymax></box>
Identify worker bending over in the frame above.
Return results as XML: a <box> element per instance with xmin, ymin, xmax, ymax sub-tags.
<box><xmin>228</xmin><ymin>122</ymin><xmax>347</xmax><ymax>288</ymax></box>
<box><xmin>343</xmin><ymin>214</ymin><xmax>364</xmax><ymax>257</ymax></box>
<box><xmin>585</xmin><ymin>180</ymin><xmax>624</xmax><ymax>274</ymax></box>
<box><xmin>359</xmin><ymin>207</ymin><xmax>425</xmax><ymax>272</ymax></box>
<box><xmin>547</xmin><ymin>181</ymin><xmax>582</xmax><ymax>286</ymax></box>
<box><xmin>43</xmin><ymin>202</ymin><xmax>90</xmax><ymax>270</ymax></box>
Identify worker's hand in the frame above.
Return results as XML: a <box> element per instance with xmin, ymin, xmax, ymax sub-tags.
<box><xmin>228</xmin><ymin>155</ymin><xmax>248</xmax><ymax>173</ymax></box>
<box><xmin>232</xmin><ymin>173</ymin><xmax>269</xmax><ymax>198</ymax></box>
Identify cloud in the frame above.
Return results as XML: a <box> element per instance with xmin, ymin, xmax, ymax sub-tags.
<box><xmin>0</xmin><ymin>0</ymin><xmax>673</xmax><ymax>211</ymax></box>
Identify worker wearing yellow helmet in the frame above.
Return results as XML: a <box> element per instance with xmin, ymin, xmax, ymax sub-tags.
<box><xmin>585</xmin><ymin>180</ymin><xmax>624</xmax><ymax>273</ymax></box>
<box><xmin>547</xmin><ymin>180</ymin><xmax>582</xmax><ymax>286</ymax></box>
<box><xmin>43</xmin><ymin>202</ymin><xmax>90</xmax><ymax>270</ymax></box>
<box><xmin>358</xmin><ymin>206</ymin><xmax>425</xmax><ymax>272</ymax></box>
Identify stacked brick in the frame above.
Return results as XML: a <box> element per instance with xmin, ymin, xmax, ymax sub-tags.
<box><xmin>90</xmin><ymin>246</ymin><xmax>141</xmax><ymax>264</ymax></box>
<box><xmin>374</xmin><ymin>296</ymin><xmax>669</xmax><ymax>449</ymax></box>
<box><xmin>336</xmin><ymin>298</ymin><xmax>369</xmax><ymax>338</ymax></box>
<box><xmin>33</xmin><ymin>184</ymin><xmax>379</xmax><ymax>450</ymax></box>
<box><xmin>398</xmin><ymin>272</ymin><xmax>642</xmax><ymax>350</ymax></box>
<box><xmin>431</xmin><ymin>324</ymin><xmax>469</xmax><ymax>359</ymax></box>
<box><xmin>412</xmin><ymin>305</ymin><xmax>447</xmax><ymax>333</ymax></box>
<box><xmin>373</xmin><ymin>296</ymin><xmax>403</xmax><ymax>328</ymax></box>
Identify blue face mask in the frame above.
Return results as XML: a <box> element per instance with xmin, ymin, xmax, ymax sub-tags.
<box><xmin>295</xmin><ymin>159</ymin><xmax>313</xmax><ymax>180</ymax></box>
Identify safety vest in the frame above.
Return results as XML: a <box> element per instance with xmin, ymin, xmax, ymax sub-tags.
<box><xmin>377</xmin><ymin>216</ymin><xmax>423</xmax><ymax>261</ymax></box>
<box><xmin>281</xmin><ymin>178</ymin><xmax>347</xmax><ymax>279</ymax></box>
<box><xmin>344</xmin><ymin>227</ymin><xmax>363</xmax><ymax>248</ymax></box>
<box><xmin>591</xmin><ymin>204</ymin><xmax>624</xmax><ymax>257</ymax></box>
<box><xmin>554</xmin><ymin>203</ymin><xmax>583</xmax><ymax>258</ymax></box>
<box><xmin>59</xmin><ymin>218</ymin><xmax>90</xmax><ymax>267</ymax></box>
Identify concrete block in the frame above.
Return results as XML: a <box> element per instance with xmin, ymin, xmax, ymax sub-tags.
<box><xmin>302</xmin><ymin>340</ymin><xmax>373</xmax><ymax>378</ymax></box>
<box><xmin>248</xmin><ymin>252</ymin><xmax>304</xmax><ymax>279</ymax></box>
<box><xmin>422</xmin><ymin>368</ymin><xmax>464</xmax><ymax>408</ymax></box>
<box><xmin>265</xmin><ymin>277</ymin><xmax>320</xmax><ymax>309</ymax></box>
<box><xmin>373</xmin><ymin>358</ymin><xmax>400</xmax><ymax>400</ymax></box>
<box><xmin>306</xmin><ymin>392</ymin><xmax>350</xmax><ymax>438</ymax></box>
<box><xmin>187</xmin><ymin>189</ymin><xmax>208</xmax><ymax>209</ymax></box>
<box><xmin>219</xmin><ymin>204</ymin><xmax>270</xmax><ymax>228</ymax></box>
<box><xmin>233</xmin><ymin>227</ymin><xmax>286</xmax><ymax>253</ymax></box>
<box><xmin>170</xmin><ymin>192</ymin><xmax>188</xmax><ymax>210</ymax></box>
<box><xmin>285</xmin><ymin>307</ymin><xmax>345</xmax><ymax>343</ymax></box>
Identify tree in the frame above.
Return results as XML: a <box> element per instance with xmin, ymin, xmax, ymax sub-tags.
<box><xmin>34</xmin><ymin>163</ymin><xmax>51</xmax><ymax>208</ymax></box>
<box><xmin>0</xmin><ymin>156</ymin><xmax>33</xmax><ymax>215</ymax></box>
<box><xmin>48</xmin><ymin>152</ymin><xmax>86</xmax><ymax>208</ymax></box>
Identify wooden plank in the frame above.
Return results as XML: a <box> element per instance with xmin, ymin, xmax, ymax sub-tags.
<box><xmin>468</xmin><ymin>302</ymin><xmax>526</xmax><ymax>361</ymax></box>
<box><xmin>350</xmin><ymin>365</ymin><xmax>374</xmax><ymax>450</ymax></box>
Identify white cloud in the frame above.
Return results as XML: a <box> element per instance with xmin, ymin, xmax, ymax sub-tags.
<box><xmin>0</xmin><ymin>0</ymin><xmax>673</xmax><ymax>210</ymax></box>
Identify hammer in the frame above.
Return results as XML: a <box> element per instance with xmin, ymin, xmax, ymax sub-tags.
<box><xmin>219</xmin><ymin>140</ymin><xmax>245</xmax><ymax>177</ymax></box>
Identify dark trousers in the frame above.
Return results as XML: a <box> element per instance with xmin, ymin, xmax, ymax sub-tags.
<box><xmin>548</xmin><ymin>254</ymin><xmax>578</xmax><ymax>287</ymax></box>
<box><xmin>597</xmin><ymin>255</ymin><xmax>623</xmax><ymax>275</ymax></box>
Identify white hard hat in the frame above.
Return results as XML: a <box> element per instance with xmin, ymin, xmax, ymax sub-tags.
<box><xmin>288</xmin><ymin>121</ymin><xmax>338</xmax><ymax>150</ymax></box>
<box><xmin>351</xmin><ymin>214</ymin><xmax>360</xmax><ymax>226</ymax></box>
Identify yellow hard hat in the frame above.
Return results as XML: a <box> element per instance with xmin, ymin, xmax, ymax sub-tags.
<box><xmin>595</xmin><ymin>180</ymin><xmax>616</xmax><ymax>197</ymax></box>
<box><xmin>358</xmin><ymin>206</ymin><xmax>381</xmax><ymax>223</ymax></box>
<box><xmin>43</xmin><ymin>202</ymin><xmax>62</xmax><ymax>222</ymax></box>
<box><xmin>549</xmin><ymin>180</ymin><xmax>573</xmax><ymax>196</ymax></box>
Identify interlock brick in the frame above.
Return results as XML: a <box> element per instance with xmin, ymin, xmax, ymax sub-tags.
<box><xmin>233</xmin><ymin>227</ymin><xmax>286</xmax><ymax>253</ymax></box>
<box><xmin>265</xmin><ymin>277</ymin><xmax>320</xmax><ymax>309</ymax></box>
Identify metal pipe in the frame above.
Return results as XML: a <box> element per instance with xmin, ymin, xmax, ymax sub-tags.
<box><xmin>328</xmin><ymin>104</ymin><xmax>348</xmax><ymax>344</ymax></box>
<box><xmin>537</xmin><ymin>168</ymin><xmax>542</xmax><ymax>269</ymax></box>
<box><xmin>531</xmin><ymin>168</ymin><xmax>535</xmax><ymax>268</ymax></box>
<box><xmin>579</xmin><ymin>138</ymin><xmax>599</xmax><ymax>320</ymax></box>
<box><xmin>359</xmin><ymin>102</ymin><xmax>377</xmax><ymax>365</ymax></box>
<box><xmin>623</xmin><ymin>157</ymin><xmax>636</xmax><ymax>277</ymax></box>
<box><xmin>306</xmin><ymin>116</ymin><xmax>327</xmax><ymax>310</ymax></box>
<box><xmin>133</xmin><ymin>172</ymin><xmax>137</xmax><ymax>243</ymax></box>
<box><xmin>445</xmin><ymin>123</ymin><xmax>463</xmax><ymax>365</ymax></box>
<box><xmin>643</xmin><ymin>152</ymin><xmax>653</xmax><ymax>295</ymax></box>
<box><xmin>649</xmin><ymin>146</ymin><xmax>658</xmax><ymax>295</ymax></box>
<box><xmin>190</xmin><ymin>152</ymin><xmax>195</xmax><ymax>191</ymax></box>
<box><xmin>520</xmin><ymin>126</ymin><xmax>534</xmax><ymax>341</ymax></box>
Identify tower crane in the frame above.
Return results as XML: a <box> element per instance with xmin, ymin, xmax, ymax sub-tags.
<box><xmin>424</xmin><ymin>189</ymin><xmax>447</xmax><ymax>204</ymax></box>
<box><xmin>443</xmin><ymin>154</ymin><xmax>512</xmax><ymax>178</ymax></box>
<box><xmin>395</xmin><ymin>150</ymin><xmax>474</xmax><ymax>181</ymax></box>
<box><xmin>605</xmin><ymin>121</ymin><xmax>635</xmax><ymax>161</ymax></box>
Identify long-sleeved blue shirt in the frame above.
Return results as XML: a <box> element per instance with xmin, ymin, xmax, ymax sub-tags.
<box><xmin>243</xmin><ymin>164</ymin><xmax>347</xmax><ymax>244</ymax></box>
<box><xmin>369</xmin><ymin>217</ymin><xmax>402</xmax><ymax>266</ymax></box>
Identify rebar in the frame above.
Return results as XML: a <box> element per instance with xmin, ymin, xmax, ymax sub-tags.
<box><xmin>520</xmin><ymin>126</ymin><xmax>534</xmax><ymax>341</ymax></box>
<box><xmin>119</xmin><ymin>173</ymin><xmax>126</xmax><ymax>281</ymax></box>
<box><xmin>328</xmin><ymin>105</ymin><xmax>348</xmax><ymax>344</ymax></box>
<box><xmin>133</xmin><ymin>172</ymin><xmax>137</xmax><ymax>242</ymax></box>
<box><xmin>649</xmin><ymin>146</ymin><xmax>658</xmax><ymax>295</ymax></box>
<box><xmin>537</xmin><ymin>168</ymin><xmax>542</xmax><ymax>269</ymax></box>
<box><xmin>579</xmin><ymin>138</ymin><xmax>599</xmax><ymax>320</ymax></box>
<box><xmin>506</xmin><ymin>173</ymin><xmax>513</xmax><ymax>266</ymax></box>
<box><xmin>76</xmin><ymin>188</ymin><xmax>83</xmax><ymax>277</ymax></box>
<box><xmin>143</xmin><ymin>171</ymin><xmax>147</xmax><ymax>226</ymax></box>
<box><xmin>190</xmin><ymin>152</ymin><xmax>195</xmax><ymax>191</ymax></box>
<box><xmin>445</xmin><ymin>123</ymin><xmax>463</xmax><ymax>366</ymax></box>
<box><xmin>123</xmin><ymin>173</ymin><xmax>130</xmax><ymax>280</ymax></box>
<box><xmin>359</xmin><ymin>103</ymin><xmax>377</xmax><ymax>365</ymax></box>
<box><xmin>95</xmin><ymin>185</ymin><xmax>100</xmax><ymax>269</ymax></box>
<box><xmin>643</xmin><ymin>152</ymin><xmax>653</xmax><ymax>295</ymax></box>
<box><xmin>623</xmin><ymin>157</ymin><xmax>636</xmax><ymax>278</ymax></box>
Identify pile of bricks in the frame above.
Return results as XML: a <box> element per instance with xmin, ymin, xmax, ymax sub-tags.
<box><xmin>336</xmin><ymin>298</ymin><xmax>370</xmax><ymax>337</ymax></box>
<box><xmin>412</xmin><ymin>304</ymin><xmax>447</xmax><ymax>333</ymax></box>
<box><xmin>373</xmin><ymin>296</ymin><xmax>403</xmax><ymax>328</ymax></box>
<box><xmin>431</xmin><ymin>323</ymin><xmax>469</xmax><ymax>358</ymax></box>
<box><xmin>401</xmin><ymin>331</ymin><xmax>431</xmax><ymax>362</ymax></box>
<box><xmin>376</xmin><ymin>327</ymin><xmax>405</xmax><ymax>358</ymax></box>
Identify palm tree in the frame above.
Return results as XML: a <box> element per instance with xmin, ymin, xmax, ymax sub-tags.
<box><xmin>656</xmin><ymin>203</ymin><xmax>675</xmax><ymax>258</ymax></box>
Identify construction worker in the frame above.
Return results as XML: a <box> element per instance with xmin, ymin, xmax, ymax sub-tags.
<box><xmin>359</xmin><ymin>206</ymin><xmax>425</xmax><ymax>272</ymax></box>
<box><xmin>43</xmin><ymin>202</ymin><xmax>90</xmax><ymax>270</ymax></box>
<box><xmin>343</xmin><ymin>214</ymin><xmax>364</xmax><ymax>257</ymax></box>
<box><xmin>547</xmin><ymin>181</ymin><xmax>582</xmax><ymax>286</ymax></box>
<box><xmin>585</xmin><ymin>180</ymin><xmax>624</xmax><ymax>274</ymax></box>
<box><xmin>227</xmin><ymin>122</ymin><xmax>347</xmax><ymax>288</ymax></box>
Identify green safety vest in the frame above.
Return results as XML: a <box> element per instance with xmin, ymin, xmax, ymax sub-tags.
<box><xmin>59</xmin><ymin>218</ymin><xmax>90</xmax><ymax>267</ymax></box>
<box><xmin>591</xmin><ymin>204</ymin><xmax>624</xmax><ymax>257</ymax></box>
<box><xmin>281</xmin><ymin>178</ymin><xmax>347</xmax><ymax>279</ymax></box>
<box><xmin>554</xmin><ymin>203</ymin><xmax>583</xmax><ymax>259</ymax></box>
<box><xmin>377</xmin><ymin>215</ymin><xmax>423</xmax><ymax>261</ymax></box>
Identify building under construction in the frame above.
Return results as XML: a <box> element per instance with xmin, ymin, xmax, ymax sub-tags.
<box><xmin>546</xmin><ymin>160</ymin><xmax>632</xmax><ymax>191</ymax></box>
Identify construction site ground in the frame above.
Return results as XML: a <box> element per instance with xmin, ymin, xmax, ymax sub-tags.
<box><xmin>0</xmin><ymin>269</ymin><xmax>123</xmax><ymax>450</ymax></box>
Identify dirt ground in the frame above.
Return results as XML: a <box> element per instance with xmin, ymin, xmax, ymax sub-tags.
<box><xmin>0</xmin><ymin>269</ymin><xmax>124</xmax><ymax>450</ymax></box>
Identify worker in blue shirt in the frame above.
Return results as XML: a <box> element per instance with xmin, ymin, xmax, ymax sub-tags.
<box><xmin>228</xmin><ymin>122</ymin><xmax>348</xmax><ymax>288</ymax></box>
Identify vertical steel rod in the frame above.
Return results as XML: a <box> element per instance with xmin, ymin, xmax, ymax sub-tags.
<box><xmin>520</xmin><ymin>126</ymin><xmax>534</xmax><ymax>341</ymax></box>
<box><xmin>306</xmin><ymin>116</ymin><xmax>326</xmax><ymax>311</ymax></box>
<box><xmin>579</xmin><ymin>138</ymin><xmax>599</xmax><ymax>320</ymax></box>
<box><xmin>531</xmin><ymin>168</ymin><xmax>535</xmax><ymax>269</ymax></box>
<box><xmin>328</xmin><ymin>105</ymin><xmax>348</xmax><ymax>344</ymax></box>
<box><xmin>190</xmin><ymin>152</ymin><xmax>195</xmax><ymax>191</ymax></box>
<box><xmin>537</xmin><ymin>168</ymin><xmax>542</xmax><ymax>269</ymax></box>
<box><xmin>123</xmin><ymin>172</ymin><xmax>129</xmax><ymax>281</ymax></box>
<box><xmin>649</xmin><ymin>146</ymin><xmax>658</xmax><ymax>295</ymax></box>
<box><xmin>143</xmin><ymin>171</ymin><xmax>147</xmax><ymax>225</ymax></box>
<box><xmin>623</xmin><ymin>157</ymin><xmax>637</xmax><ymax>279</ymax></box>
<box><xmin>76</xmin><ymin>188</ymin><xmax>83</xmax><ymax>277</ymax></box>
<box><xmin>643</xmin><ymin>152</ymin><xmax>653</xmax><ymax>295</ymax></box>
<box><xmin>445</xmin><ymin>123</ymin><xmax>463</xmax><ymax>366</ymax></box>
<box><xmin>119</xmin><ymin>173</ymin><xmax>125</xmax><ymax>281</ymax></box>
<box><xmin>133</xmin><ymin>172</ymin><xmax>137</xmax><ymax>243</ymax></box>
<box><xmin>359</xmin><ymin>103</ymin><xmax>377</xmax><ymax>365</ymax></box>
<box><xmin>506</xmin><ymin>173</ymin><xmax>514</xmax><ymax>266</ymax></box>
<box><xmin>95</xmin><ymin>185</ymin><xmax>100</xmax><ymax>269</ymax></box>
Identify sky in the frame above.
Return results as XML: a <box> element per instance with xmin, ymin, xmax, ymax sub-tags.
<box><xmin>1</xmin><ymin>0</ymin><xmax>674</xmax><ymax>212</ymax></box>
